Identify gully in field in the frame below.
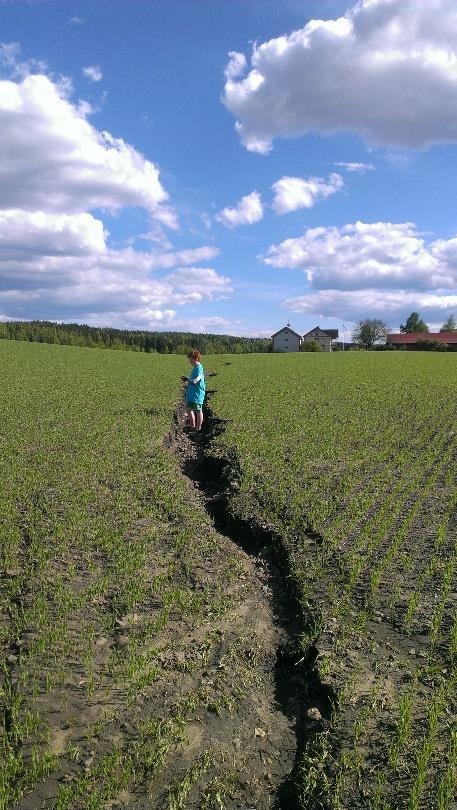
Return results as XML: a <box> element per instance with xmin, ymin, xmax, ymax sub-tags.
<box><xmin>183</xmin><ymin>350</ymin><xmax>205</xmax><ymax>431</ymax></box>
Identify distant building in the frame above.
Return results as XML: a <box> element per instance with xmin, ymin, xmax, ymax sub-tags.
<box><xmin>271</xmin><ymin>324</ymin><xmax>302</xmax><ymax>352</ymax></box>
<box><xmin>387</xmin><ymin>332</ymin><xmax>457</xmax><ymax>350</ymax></box>
<box><xmin>303</xmin><ymin>326</ymin><xmax>339</xmax><ymax>352</ymax></box>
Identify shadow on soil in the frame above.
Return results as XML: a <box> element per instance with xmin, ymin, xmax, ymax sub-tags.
<box><xmin>165</xmin><ymin>392</ymin><xmax>337</xmax><ymax>809</ymax></box>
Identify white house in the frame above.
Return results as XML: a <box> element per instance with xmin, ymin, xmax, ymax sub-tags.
<box><xmin>303</xmin><ymin>326</ymin><xmax>339</xmax><ymax>352</ymax></box>
<box><xmin>271</xmin><ymin>324</ymin><xmax>302</xmax><ymax>352</ymax></box>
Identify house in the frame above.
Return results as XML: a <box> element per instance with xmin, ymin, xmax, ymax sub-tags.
<box><xmin>387</xmin><ymin>332</ymin><xmax>457</xmax><ymax>350</ymax></box>
<box><xmin>303</xmin><ymin>326</ymin><xmax>339</xmax><ymax>352</ymax></box>
<box><xmin>271</xmin><ymin>324</ymin><xmax>302</xmax><ymax>352</ymax></box>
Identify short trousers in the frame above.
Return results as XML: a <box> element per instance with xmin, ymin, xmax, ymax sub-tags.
<box><xmin>185</xmin><ymin>400</ymin><xmax>202</xmax><ymax>412</ymax></box>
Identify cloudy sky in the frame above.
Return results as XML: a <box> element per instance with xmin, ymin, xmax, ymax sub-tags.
<box><xmin>2</xmin><ymin>0</ymin><xmax>457</xmax><ymax>336</ymax></box>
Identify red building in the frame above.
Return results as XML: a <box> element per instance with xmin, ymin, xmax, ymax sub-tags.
<box><xmin>387</xmin><ymin>332</ymin><xmax>457</xmax><ymax>350</ymax></box>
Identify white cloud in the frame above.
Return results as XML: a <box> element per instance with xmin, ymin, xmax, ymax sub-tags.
<box><xmin>334</xmin><ymin>161</ymin><xmax>375</xmax><ymax>172</ymax></box>
<box><xmin>166</xmin><ymin>267</ymin><xmax>233</xmax><ymax>303</ymax></box>
<box><xmin>0</xmin><ymin>51</ymin><xmax>231</xmax><ymax>329</ymax></box>
<box><xmin>0</xmin><ymin>72</ymin><xmax>176</xmax><ymax>226</ymax></box>
<box><xmin>263</xmin><ymin>218</ymin><xmax>457</xmax><ymax>326</ymax></box>
<box><xmin>0</xmin><ymin>210</ymin><xmax>106</xmax><ymax>257</ymax></box>
<box><xmin>216</xmin><ymin>191</ymin><xmax>263</xmax><ymax>228</ymax></box>
<box><xmin>225</xmin><ymin>51</ymin><xmax>247</xmax><ymax>80</ymax></box>
<box><xmin>285</xmin><ymin>289</ymin><xmax>457</xmax><ymax>325</ymax></box>
<box><xmin>263</xmin><ymin>221</ymin><xmax>457</xmax><ymax>290</ymax></box>
<box><xmin>0</xmin><ymin>41</ymin><xmax>48</xmax><ymax>80</ymax></box>
<box><xmin>167</xmin><ymin>315</ymin><xmax>269</xmax><ymax>337</ymax></box>
<box><xmin>223</xmin><ymin>0</ymin><xmax>457</xmax><ymax>152</ymax></box>
<box><xmin>0</xmin><ymin>218</ymin><xmax>230</xmax><ymax>325</ymax></box>
<box><xmin>271</xmin><ymin>173</ymin><xmax>343</xmax><ymax>214</ymax></box>
<box><xmin>168</xmin><ymin>315</ymin><xmax>233</xmax><ymax>334</ymax></box>
<box><xmin>83</xmin><ymin>65</ymin><xmax>103</xmax><ymax>82</ymax></box>
<box><xmin>146</xmin><ymin>246</ymin><xmax>220</xmax><ymax>270</ymax></box>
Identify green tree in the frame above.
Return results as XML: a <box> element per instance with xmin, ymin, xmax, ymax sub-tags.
<box><xmin>440</xmin><ymin>314</ymin><xmax>457</xmax><ymax>333</ymax></box>
<box><xmin>300</xmin><ymin>340</ymin><xmax>321</xmax><ymax>352</ymax></box>
<box><xmin>400</xmin><ymin>312</ymin><xmax>429</xmax><ymax>333</ymax></box>
<box><xmin>352</xmin><ymin>319</ymin><xmax>388</xmax><ymax>350</ymax></box>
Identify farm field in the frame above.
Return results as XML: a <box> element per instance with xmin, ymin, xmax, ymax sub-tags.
<box><xmin>2</xmin><ymin>342</ymin><xmax>457</xmax><ymax>810</ymax></box>
<box><xmin>207</xmin><ymin>352</ymin><xmax>457</xmax><ymax>809</ymax></box>
<box><xmin>0</xmin><ymin>341</ymin><xmax>298</xmax><ymax>810</ymax></box>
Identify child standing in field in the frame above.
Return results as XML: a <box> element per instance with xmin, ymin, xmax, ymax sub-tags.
<box><xmin>185</xmin><ymin>350</ymin><xmax>205</xmax><ymax>431</ymax></box>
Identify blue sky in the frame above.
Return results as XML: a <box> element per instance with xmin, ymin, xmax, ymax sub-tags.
<box><xmin>1</xmin><ymin>0</ymin><xmax>457</xmax><ymax>337</ymax></box>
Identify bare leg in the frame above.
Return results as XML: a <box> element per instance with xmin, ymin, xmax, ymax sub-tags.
<box><xmin>196</xmin><ymin>409</ymin><xmax>203</xmax><ymax>430</ymax></box>
<box><xmin>186</xmin><ymin>407</ymin><xmax>196</xmax><ymax>428</ymax></box>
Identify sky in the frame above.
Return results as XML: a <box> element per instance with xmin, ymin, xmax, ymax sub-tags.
<box><xmin>2</xmin><ymin>0</ymin><xmax>457</xmax><ymax>338</ymax></box>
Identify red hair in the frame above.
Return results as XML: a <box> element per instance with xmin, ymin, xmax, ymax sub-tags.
<box><xmin>188</xmin><ymin>349</ymin><xmax>201</xmax><ymax>361</ymax></box>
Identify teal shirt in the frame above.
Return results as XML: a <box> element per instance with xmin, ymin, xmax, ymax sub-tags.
<box><xmin>186</xmin><ymin>362</ymin><xmax>205</xmax><ymax>405</ymax></box>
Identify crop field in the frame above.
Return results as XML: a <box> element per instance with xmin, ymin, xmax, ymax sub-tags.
<box><xmin>2</xmin><ymin>343</ymin><xmax>456</xmax><ymax>809</ymax></box>
<box><xmin>207</xmin><ymin>352</ymin><xmax>457</xmax><ymax>809</ymax></box>
<box><xmin>0</xmin><ymin>341</ymin><xmax>300</xmax><ymax>810</ymax></box>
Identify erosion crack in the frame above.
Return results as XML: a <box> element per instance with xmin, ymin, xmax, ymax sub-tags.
<box><xmin>165</xmin><ymin>393</ymin><xmax>337</xmax><ymax>809</ymax></box>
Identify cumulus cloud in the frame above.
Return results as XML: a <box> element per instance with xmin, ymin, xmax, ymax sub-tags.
<box><xmin>272</xmin><ymin>173</ymin><xmax>343</xmax><ymax>214</ymax></box>
<box><xmin>223</xmin><ymin>0</ymin><xmax>457</xmax><ymax>152</ymax></box>
<box><xmin>0</xmin><ymin>71</ymin><xmax>176</xmax><ymax>226</ymax></box>
<box><xmin>263</xmin><ymin>222</ymin><xmax>456</xmax><ymax>290</ymax></box>
<box><xmin>0</xmin><ymin>215</ymin><xmax>231</xmax><ymax>326</ymax></box>
<box><xmin>263</xmin><ymin>219</ymin><xmax>457</xmax><ymax>325</ymax></box>
<box><xmin>82</xmin><ymin>65</ymin><xmax>103</xmax><ymax>82</ymax></box>
<box><xmin>0</xmin><ymin>210</ymin><xmax>106</xmax><ymax>258</ymax></box>
<box><xmin>285</xmin><ymin>290</ymin><xmax>457</xmax><ymax>324</ymax></box>
<box><xmin>216</xmin><ymin>191</ymin><xmax>263</xmax><ymax>228</ymax></box>
<box><xmin>0</xmin><ymin>58</ymin><xmax>230</xmax><ymax>328</ymax></box>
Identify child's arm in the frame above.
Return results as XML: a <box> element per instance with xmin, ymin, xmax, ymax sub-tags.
<box><xmin>189</xmin><ymin>364</ymin><xmax>203</xmax><ymax>384</ymax></box>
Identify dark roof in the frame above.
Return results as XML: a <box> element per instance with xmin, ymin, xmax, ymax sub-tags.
<box><xmin>303</xmin><ymin>326</ymin><xmax>339</xmax><ymax>339</ymax></box>
<box><xmin>388</xmin><ymin>332</ymin><xmax>457</xmax><ymax>344</ymax></box>
<box><xmin>271</xmin><ymin>326</ymin><xmax>302</xmax><ymax>339</ymax></box>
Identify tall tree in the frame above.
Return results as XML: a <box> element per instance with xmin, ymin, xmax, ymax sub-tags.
<box><xmin>440</xmin><ymin>314</ymin><xmax>457</xmax><ymax>333</ymax></box>
<box><xmin>352</xmin><ymin>319</ymin><xmax>388</xmax><ymax>350</ymax></box>
<box><xmin>400</xmin><ymin>312</ymin><xmax>429</xmax><ymax>333</ymax></box>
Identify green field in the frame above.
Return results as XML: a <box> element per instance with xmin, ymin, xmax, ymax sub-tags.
<box><xmin>1</xmin><ymin>341</ymin><xmax>296</xmax><ymax>810</ymax></box>
<box><xmin>208</xmin><ymin>352</ymin><xmax>457</xmax><ymax>808</ymax></box>
<box><xmin>1</xmin><ymin>342</ymin><xmax>456</xmax><ymax>809</ymax></box>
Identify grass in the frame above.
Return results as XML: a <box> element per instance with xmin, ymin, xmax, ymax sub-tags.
<box><xmin>0</xmin><ymin>340</ymin><xmax>271</xmax><ymax>809</ymax></box>
<box><xmin>207</xmin><ymin>351</ymin><xmax>457</xmax><ymax>808</ymax></box>
<box><xmin>2</xmin><ymin>343</ymin><xmax>457</xmax><ymax>808</ymax></box>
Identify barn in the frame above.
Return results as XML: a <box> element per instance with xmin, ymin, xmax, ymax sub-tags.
<box><xmin>387</xmin><ymin>332</ymin><xmax>457</xmax><ymax>350</ymax></box>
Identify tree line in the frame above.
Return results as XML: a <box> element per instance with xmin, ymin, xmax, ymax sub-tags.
<box><xmin>0</xmin><ymin>320</ymin><xmax>271</xmax><ymax>355</ymax></box>
<box><xmin>352</xmin><ymin>313</ymin><xmax>457</xmax><ymax>350</ymax></box>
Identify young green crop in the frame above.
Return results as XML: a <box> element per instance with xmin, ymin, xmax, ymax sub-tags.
<box><xmin>0</xmin><ymin>340</ymin><xmax>275</xmax><ymax>809</ymax></box>
<box><xmin>207</xmin><ymin>351</ymin><xmax>457</xmax><ymax>809</ymax></box>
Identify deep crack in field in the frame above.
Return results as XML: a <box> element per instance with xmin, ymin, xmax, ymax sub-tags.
<box><xmin>165</xmin><ymin>394</ymin><xmax>335</xmax><ymax>809</ymax></box>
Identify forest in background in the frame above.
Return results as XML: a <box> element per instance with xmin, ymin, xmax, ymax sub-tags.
<box><xmin>0</xmin><ymin>320</ymin><xmax>271</xmax><ymax>354</ymax></box>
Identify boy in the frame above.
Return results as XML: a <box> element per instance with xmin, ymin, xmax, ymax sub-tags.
<box><xmin>185</xmin><ymin>350</ymin><xmax>205</xmax><ymax>431</ymax></box>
